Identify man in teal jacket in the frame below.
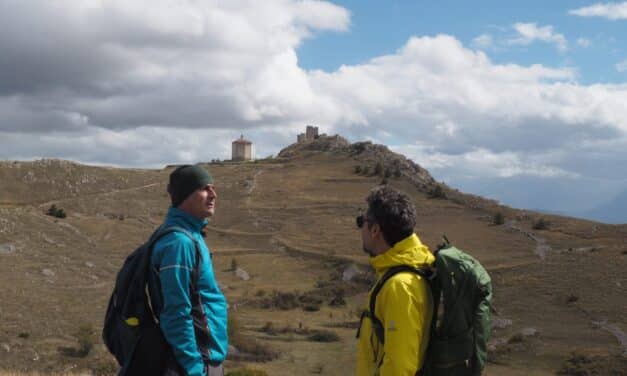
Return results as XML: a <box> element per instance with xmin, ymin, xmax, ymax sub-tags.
<box><xmin>150</xmin><ymin>165</ymin><xmax>228</xmax><ymax>376</ymax></box>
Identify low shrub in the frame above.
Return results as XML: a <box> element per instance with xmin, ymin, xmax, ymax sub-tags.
<box><xmin>307</xmin><ymin>330</ymin><xmax>340</xmax><ymax>342</ymax></box>
<box><xmin>492</xmin><ymin>212</ymin><xmax>505</xmax><ymax>225</ymax></box>
<box><xmin>532</xmin><ymin>217</ymin><xmax>550</xmax><ymax>230</ymax></box>
<box><xmin>46</xmin><ymin>204</ymin><xmax>67</xmax><ymax>218</ymax></box>
<box><xmin>507</xmin><ymin>333</ymin><xmax>524</xmax><ymax>344</ymax></box>
<box><xmin>258</xmin><ymin>291</ymin><xmax>300</xmax><ymax>310</ymax></box>
<box><xmin>230</xmin><ymin>315</ymin><xmax>278</xmax><ymax>362</ymax></box>
<box><xmin>557</xmin><ymin>352</ymin><xmax>594</xmax><ymax>376</ymax></box>
<box><xmin>302</xmin><ymin>303</ymin><xmax>321</xmax><ymax>312</ymax></box>
<box><xmin>59</xmin><ymin>324</ymin><xmax>95</xmax><ymax>357</ymax></box>
<box><xmin>428</xmin><ymin>185</ymin><xmax>446</xmax><ymax>199</ymax></box>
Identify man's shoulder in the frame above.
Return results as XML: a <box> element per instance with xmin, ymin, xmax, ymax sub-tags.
<box><xmin>152</xmin><ymin>228</ymin><xmax>198</xmax><ymax>256</ymax></box>
<box><xmin>383</xmin><ymin>268</ymin><xmax>430</xmax><ymax>291</ymax></box>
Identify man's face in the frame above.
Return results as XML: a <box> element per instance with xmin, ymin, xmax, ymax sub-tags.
<box><xmin>357</xmin><ymin>214</ymin><xmax>376</xmax><ymax>257</ymax></box>
<box><xmin>178</xmin><ymin>184</ymin><xmax>217</xmax><ymax>219</ymax></box>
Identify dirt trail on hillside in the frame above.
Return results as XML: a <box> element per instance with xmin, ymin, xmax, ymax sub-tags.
<box><xmin>505</xmin><ymin>221</ymin><xmax>552</xmax><ymax>259</ymax></box>
<box><xmin>35</xmin><ymin>182</ymin><xmax>162</xmax><ymax>208</ymax></box>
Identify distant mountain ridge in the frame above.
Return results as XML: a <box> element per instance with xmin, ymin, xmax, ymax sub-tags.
<box><xmin>578</xmin><ymin>189</ymin><xmax>627</xmax><ymax>224</ymax></box>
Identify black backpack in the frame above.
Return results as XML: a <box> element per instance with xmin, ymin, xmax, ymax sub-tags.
<box><xmin>365</xmin><ymin>237</ymin><xmax>492</xmax><ymax>376</ymax></box>
<box><xmin>102</xmin><ymin>226</ymin><xmax>200</xmax><ymax>375</ymax></box>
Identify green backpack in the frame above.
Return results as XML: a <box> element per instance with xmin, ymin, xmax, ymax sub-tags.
<box><xmin>366</xmin><ymin>237</ymin><xmax>492</xmax><ymax>376</ymax></box>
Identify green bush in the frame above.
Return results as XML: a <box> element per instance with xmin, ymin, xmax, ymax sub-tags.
<box><xmin>493</xmin><ymin>212</ymin><xmax>505</xmax><ymax>225</ymax></box>
<box><xmin>428</xmin><ymin>185</ymin><xmax>446</xmax><ymax>199</ymax></box>
<box><xmin>258</xmin><ymin>291</ymin><xmax>300</xmax><ymax>310</ymax></box>
<box><xmin>557</xmin><ymin>352</ymin><xmax>595</xmax><ymax>376</ymax></box>
<box><xmin>393</xmin><ymin>167</ymin><xmax>402</xmax><ymax>178</ymax></box>
<box><xmin>307</xmin><ymin>330</ymin><xmax>340</xmax><ymax>342</ymax></box>
<box><xmin>329</xmin><ymin>288</ymin><xmax>346</xmax><ymax>307</ymax></box>
<box><xmin>354</xmin><ymin>165</ymin><xmax>362</xmax><ymax>174</ymax></box>
<box><xmin>532</xmin><ymin>217</ymin><xmax>550</xmax><ymax>230</ymax></box>
<box><xmin>302</xmin><ymin>303</ymin><xmax>321</xmax><ymax>312</ymax></box>
<box><xmin>46</xmin><ymin>204</ymin><xmax>67</xmax><ymax>218</ymax></box>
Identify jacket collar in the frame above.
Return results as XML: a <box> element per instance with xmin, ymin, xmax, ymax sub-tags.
<box><xmin>369</xmin><ymin>233</ymin><xmax>435</xmax><ymax>274</ymax></box>
<box><xmin>165</xmin><ymin>206</ymin><xmax>209</xmax><ymax>232</ymax></box>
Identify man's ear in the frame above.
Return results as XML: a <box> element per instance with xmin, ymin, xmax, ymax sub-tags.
<box><xmin>370</xmin><ymin>223</ymin><xmax>381</xmax><ymax>238</ymax></box>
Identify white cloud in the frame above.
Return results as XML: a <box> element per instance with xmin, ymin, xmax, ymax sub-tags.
<box><xmin>617</xmin><ymin>58</ymin><xmax>627</xmax><ymax>72</ymax></box>
<box><xmin>569</xmin><ymin>2</ymin><xmax>627</xmax><ymax>20</ymax></box>
<box><xmin>472</xmin><ymin>34</ymin><xmax>493</xmax><ymax>49</ymax></box>
<box><xmin>509</xmin><ymin>23</ymin><xmax>568</xmax><ymax>52</ymax></box>
<box><xmin>577</xmin><ymin>37</ymin><xmax>592</xmax><ymax>47</ymax></box>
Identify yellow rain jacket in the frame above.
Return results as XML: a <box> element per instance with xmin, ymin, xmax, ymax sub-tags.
<box><xmin>356</xmin><ymin>233</ymin><xmax>435</xmax><ymax>376</ymax></box>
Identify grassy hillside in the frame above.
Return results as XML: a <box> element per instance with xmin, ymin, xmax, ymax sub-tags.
<box><xmin>0</xmin><ymin>139</ymin><xmax>625</xmax><ymax>375</ymax></box>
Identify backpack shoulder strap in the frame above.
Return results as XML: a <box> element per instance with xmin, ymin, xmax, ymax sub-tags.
<box><xmin>150</xmin><ymin>225</ymin><xmax>202</xmax><ymax>289</ymax></box>
<box><xmin>368</xmin><ymin>265</ymin><xmax>432</xmax><ymax>344</ymax></box>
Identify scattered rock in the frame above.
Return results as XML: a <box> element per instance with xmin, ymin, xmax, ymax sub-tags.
<box><xmin>521</xmin><ymin>327</ymin><xmax>538</xmax><ymax>337</ymax></box>
<box><xmin>342</xmin><ymin>264</ymin><xmax>360</xmax><ymax>282</ymax></box>
<box><xmin>572</xmin><ymin>246</ymin><xmax>601</xmax><ymax>253</ymax></box>
<box><xmin>228</xmin><ymin>344</ymin><xmax>240</xmax><ymax>357</ymax></box>
<box><xmin>85</xmin><ymin>262</ymin><xmax>95</xmax><ymax>268</ymax></box>
<box><xmin>487</xmin><ymin>337</ymin><xmax>507</xmax><ymax>352</ymax></box>
<box><xmin>1</xmin><ymin>343</ymin><xmax>9</xmax><ymax>352</ymax></box>
<box><xmin>42</xmin><ymin>268</ymin><xmax>55</xmax><ymax>277</ymax></box>
<box><xmin>492</xmin><ymin>318</ymin><xmax>513</xmax><ymax>330</ymax></box>
<box><xmin>0</xmin><ymin>243</ymin><xmax>15</xmax><ymax>254</ymax></box>
<box><xmin>42</xmin><ymin>235</ymin><xmax>56</xmax><ymax>244</ymax></box>
<box><xmin>235</xmin><ymin>267</ymin><xmax>250</xmax><ymax>281</ymax></box>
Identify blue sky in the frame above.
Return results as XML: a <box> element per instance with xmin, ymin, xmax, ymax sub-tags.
<box><xmin>0</xmin><ymin>0</ymin><xmax>626</xmax><ymax>223</ymax></box>
<box><xmin>298</xmin><ymin>1</ymin><xmax>626</xmax><ymax>84</ymax></box>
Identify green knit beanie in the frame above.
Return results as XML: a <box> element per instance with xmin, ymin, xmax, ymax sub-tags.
<box><xmin>168</xmin><ymin>164</ymin><xmax>213</xmax><ymax>207</ymax></box>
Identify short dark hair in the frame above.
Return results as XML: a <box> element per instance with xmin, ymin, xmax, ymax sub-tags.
<box><xmin>366</xmin><ymin>186</ymin><xmax>416</xmax><ymax>246</ymax></box>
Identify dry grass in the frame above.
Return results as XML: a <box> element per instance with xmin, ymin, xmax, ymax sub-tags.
<box><xmin>1</xmin><ymin>150</ymin><xmax>626</xmax><ymax>375</ymax></box>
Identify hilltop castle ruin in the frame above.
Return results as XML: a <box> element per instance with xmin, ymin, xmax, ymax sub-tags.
<box><xmin>297</xmin><ymin>125</ymin><xmax>320</xmax><ymax>143</ymax></box>
<box><xmin>232</xmin><ymin>134</ymin><xmax>253</xmax><ymax>161</ymax></box>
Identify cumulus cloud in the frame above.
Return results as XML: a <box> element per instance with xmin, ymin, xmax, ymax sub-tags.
<box><xmin>569</xmin><ymin>2</ymin><xmax>627</xmax><ymax>20</ymax></box>
<box><xmin>310</xmin><ymin>35</ymin><xmax>626</xmax><ymax>181</ymax></box>
<box><xmin>509</xmin><ymin>23</ymin><xmax>568</xmax><ymax>52</ymax></box>
<box><xmin>0</xmin><ymin>0</ymin><xmax>348</xmax><ymax>133</ymax></box>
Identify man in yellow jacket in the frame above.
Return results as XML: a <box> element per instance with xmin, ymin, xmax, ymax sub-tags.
<box><xmin>356</xmin><ymin>186</ymin><xmax>435</xmax><ymax>376</ymax></box>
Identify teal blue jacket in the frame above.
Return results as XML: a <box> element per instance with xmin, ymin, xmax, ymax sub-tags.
<box><xmin>150</xmin><ymin>207</ymin><xmax>228</xmax><ymax>376</ymax></box>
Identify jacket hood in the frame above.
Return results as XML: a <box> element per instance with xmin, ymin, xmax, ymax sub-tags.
<box><xmin>370</xmin><ymin>233</ymin><xmax>434</xmax><ymax>275</ymax></box>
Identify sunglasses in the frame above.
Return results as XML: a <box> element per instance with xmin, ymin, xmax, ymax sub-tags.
<box><xmin>356</xmin><ymin>215</ymin><xmax>364</xmax><ymax>228</ymax></box>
